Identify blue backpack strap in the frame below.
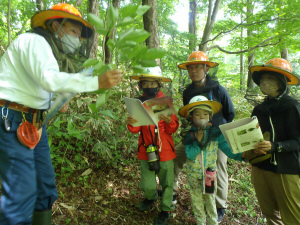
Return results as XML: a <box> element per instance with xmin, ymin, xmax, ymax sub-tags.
<box><xmin>208</xmin><ymin>88</ymin><xmax>214</xmax><ymax>101</ymax></box>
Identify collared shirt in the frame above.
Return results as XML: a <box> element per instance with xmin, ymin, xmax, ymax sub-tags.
<box><xmin>0</xmin><ymin>33</ymin><xmax>98</xmax><ymax>109</ymax></box>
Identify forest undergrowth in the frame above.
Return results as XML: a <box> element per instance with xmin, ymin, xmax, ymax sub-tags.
<box><xmin>0</xmin><ymin>88</ymin><xmax>268</xmax><ymax>224</ymax></box>
<box><xmin>49</xmin><ymin>88</ymin><xmax>267</xmax><ymax>224</ymax></box>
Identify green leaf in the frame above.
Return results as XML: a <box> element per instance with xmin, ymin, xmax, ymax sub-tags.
<box><xmin>95</xmin><ymin>64</ymin><xmax>111</xmax><ymax>77</ymax></box>
<box><xmin>96</xmin><ymin>93</ymin><xmax>106</xmax><ymax>108</ymax></box>
<box><xmin>106</xmin><ymin>39</ymin><xmax>115</xmax><ymax>52</ymax></box>
<box><xmin>119</xmin><ymin>29</ymin><xmax>150</xmax><ymax>43</ymax></box>
<box><xmin>138</xmin><ymin>59</ymin><xmax>157</xmax><ymax>67</ymax></box>
<box><xmin>136</xmin><ymin>5</ymin><xmax>151</xmax><ymax>16</ymax></box>
<box><xmin>107</xmin><ymin>5</ymin><xmax>119</xmax><ymax>30</ymax></box>
<box><xmin>83</xmin><ymin>58</ymin><xmax>99</xmax><ymax>67</ymax></box>
<box><xmin>96</xmin><ymin>28</ymin><xmax>109</xmax><ymax>36</ymax></box>
<box><xmin>67</xmin><ymin>121</ymin><xmax>82</xmax><ymax>140</ymax></box>
<box><xmin>119</xmin><ymin>4</ymin><xmax>139</xmax><ymax>18</ymax></box>
<box><xmin>117</xmin><ymin>17</ymin><xmax>134</xmax><ymax>27</ymax></box>
<box><xmin>94</xmin><ymin>61</ymin><xmax>105</xmax><ymax>71</ymax></box>
<box><xmin>143</xmin><ymin>48</ymin><xmax>166</xmax><ymax>60</ymax></box>
<box><xmin>88</xmin><ymin>103</ymin><xmax>98</xmax><ymax>113</ymax></box>
<box><xmin>116</xmin><ymin>40</ymin><xmax>137</xmax><ymax>49</ymax></box>
<box><xmin>131</xmin><ymin>65</ymin><xmax>145</xmax><ymax>73</ymax></box>
<box><xmin>87</xmin><ymin>13</ymin><xmax>104</xmax><ymax>28</ymax></box>
<box><xmin>99</xmin><ymin>110</ymin><xmax>116</xmax><ymax>119</ymax></box>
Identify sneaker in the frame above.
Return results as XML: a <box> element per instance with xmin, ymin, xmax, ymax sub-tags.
<box><xmin>137</xmin><ymin>199</ymin><xmax>156</xmax><ymax>212</ymax></box>
<box><xmin>172</xmin><ymin>194</ymin><xmax>177</xmax><ymax>205</ymax></box>
<box><xmin>217</xmin><ymin>208</ymin><xmax>226</xmax><ymax>223</ymax></box>
<box><xmin>154</xmin><ymin>211</ymin><xmax>170</xmax><ymax>225</ymax></box>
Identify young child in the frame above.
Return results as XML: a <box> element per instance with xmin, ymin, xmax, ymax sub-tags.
<box><xmin>127</xmin><ymin>66</ymin><xmax>179</xmax><ymax>225</ymax></box>
<box><xmin>178</xmin><ymin>95</ymin><xmax>245</xmax><ymax>225</ymax></box>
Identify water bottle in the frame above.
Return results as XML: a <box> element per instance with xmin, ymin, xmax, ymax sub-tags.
<box><xmin>205</xmin><ymin>167</ymin><xmax>216</xmax><ymax>194</ymax></box>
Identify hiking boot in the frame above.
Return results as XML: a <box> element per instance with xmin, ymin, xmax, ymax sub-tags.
<box><xmin>172</xmin><ymin>194</ymin><xmax>177</xmax><ymax>205</ymax></box>
<box><xmin>154</xmin><ymin>211</ymin><xmax>170</xmax><ymax>225</ymax></box>
<box><xmin>137</xmin><ymin>199</ymin><xmax>156</xmax><ymax>212</ymax></box>
<box><xmin>217</xmin><ymin>208</ymin><xmax>226</xmax><ymax>223</ymax></box>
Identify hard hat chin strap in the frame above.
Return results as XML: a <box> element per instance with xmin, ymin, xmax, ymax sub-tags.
<box><xmin>195</xmin><ymin>74</ymin><xmax>206</xmax><ymax>86</ymax></box>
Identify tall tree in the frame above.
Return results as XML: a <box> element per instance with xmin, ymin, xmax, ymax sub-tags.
<box><xmin>104</xmin><ymin>0</ymin><xmax>120</xmax><ymax>64</ymax></box>
<box><xmin>36</xmin><ymin>0</ymin><xmax>44</xmax><ymax>11</ymax></box>
<box><xmin>188</xmin><ymin>0</ymin><xmax>197</xmax><ymax>51</ymax></box>
<box><xmin>7</xmin><ymin>0</ymin><xmax>11</xmax><ymax>45</ymax></box>
<box><xmin>246</xmin><ymin>0</ymin><xmax>255</xmax><ymax>90</ymax></box>
<box><xmin>198</xmin><ymin>0</ymin><xmax>221</xmax><ymax>52</ymax></box>
<box><xmin>88</xmin><ymin>0</ymin><xmax>100</xmax><ymax>59</ymax></box>
<box><xmin>142</xmin><ymin>0</ymin><xmax>160</xmax><ymax>65</ymax></box>
<box><xmin>239</xmin><ymin>13</ymin><xmax>244</xmax><ymax>89</ymax></box>
<box><xmin>142</xmin><ymin>0</ymin><xmax>159</xmax><ymax>49</ymax></box>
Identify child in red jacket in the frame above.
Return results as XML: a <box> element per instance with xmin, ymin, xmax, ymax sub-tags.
<box><xmin>127</xmin><ymin>66</ymin><xmax>179</xmax><ymax>225</ymax></box>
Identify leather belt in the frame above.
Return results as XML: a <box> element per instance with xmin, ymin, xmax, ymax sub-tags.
<box><xmin>0</xmin><ymin>100</ymin><xmax>37</xmax><ymax>113</ymax></box>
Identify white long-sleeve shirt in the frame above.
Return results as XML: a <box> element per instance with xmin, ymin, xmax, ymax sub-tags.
<box><xmin>0</xmin><ymin>33</ymin><xmax>98</xmax><ymax>109</ymax></box>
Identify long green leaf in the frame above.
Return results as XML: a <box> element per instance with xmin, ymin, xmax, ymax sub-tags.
<box><xmin>107</xmin><ymin>4</ymin><xmax>119</xmax><ymax>30</ymax></box>
<box><xmin>119</xmin><ymin>4</ymin><xmax>139</xmax><ymax>18</ymax></box>
<box><xmin>83</xmin><ymin>58</ymin><xmax>99</xmax><ymax>67</ymax></box>
<box><xmin>87</xmin><ymin>13</ymin><xmax>104</xmax><ymax>28</ymax></box>
<box><xmin>143</xmin><ymin>48</ymin><xmax>166</xmax><ymax>60</ymax></box>
<box><xmin>136</xmin><ymin>5</ymin><xmax>151</xmax><ymax>16</ymax></box>
<box><xmin>96</xmin><ymin>93</ymin><xmax>106</xmax><ymax>108</ymax></box>
<box><xmin>99</xmin><ymin>110</ymin><xmax>117</xmax><ymax>119</ymax></box>
<box><xmin>117</xmin><ymin>17</ymin><xmax>134</xmax><ymax>27</ymax></box>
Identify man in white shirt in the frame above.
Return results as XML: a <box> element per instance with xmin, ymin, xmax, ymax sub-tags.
<box><xmin>0</xmin><ymin>3</ymin><xmax>122</xmax><ymax>225</ymax></box>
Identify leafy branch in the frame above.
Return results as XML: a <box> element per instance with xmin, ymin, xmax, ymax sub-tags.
<box><xmin>82</xmin><ymin>4</ymin><xmax>166</xmax><ymax>111</ymax></box>
<box><xmin>208</xmin><ymin>36</ymin><xmax>281</xmax><ymax>54</ymax></box>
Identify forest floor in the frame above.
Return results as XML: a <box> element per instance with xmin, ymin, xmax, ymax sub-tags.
<box><xmin>51</xmin><ymin>154</ymin><xmax>266</xmax><ymax>225</ymax></box>
<box><xmin>0</xmin><ymin>152</ymin><xmax>266</xmax><ymax>225</ymax></box>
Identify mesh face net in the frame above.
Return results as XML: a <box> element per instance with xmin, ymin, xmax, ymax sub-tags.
<box><xmin>129</xmin><ymin>78</ymin><xmax>173</xmax><ymax>99</ymax></box>
<box><xmin>43</xmin><ymin>18</ymin><xmax>94</xmax><ymax>62</ymax></box>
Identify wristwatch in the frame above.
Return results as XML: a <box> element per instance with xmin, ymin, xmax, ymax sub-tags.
<box><xmin>277</xmin><ymin>144</ymin><xmax>283</xmax><ymax>152</ymax></box>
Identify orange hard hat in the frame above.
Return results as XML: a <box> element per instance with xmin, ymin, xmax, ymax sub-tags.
<box><xmin>250</xmin><ymin>58</ymin><xmax>300</xmax><ymax>85</ymax></box>
<box><xmin>31</xmin><ymin>3</ymin><xmax>94</xmax><ymax>38</ymax></box>
<box><xmin>178</xmin><ymin>51</ymin><xmax>219</xmax><ymax>70</ymax></box>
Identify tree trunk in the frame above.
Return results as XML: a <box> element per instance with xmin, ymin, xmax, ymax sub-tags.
<box><xmin>199</xmin><ymin>0</ymin><xmax>221</xmax><ymax>52</ymax></box>
<box><xmin>142</xmin><ymin>0</ymin><xmax>159</xmax><ymax>49</ymax></box>
<box><xmin>281</xmin><ymin>48</ymin><xmax>288</xmax><ymax>60</ymax></box>
<box><xmin>239</xmin><ymin>13</ymin><xmax>244</xmax><ymax>89</ymax></box>
<box><xmin>104</xmin><ymin>0</ymin><xmax>120</xmax><ymax>64</ymax></box>
<box><xmin>246</xmin><ymin>0</ymin><xmax>255</xmax><ymax>89</ymax></box>
<box><xmin>240</xmin><ymin>54</ymin><xmax>244</xmax><ymax>89</ymax></box>
<box><xmin>88</xmin><ymin>0</ymin><xmax>100</xmax><ymax>59</ymax></box>
<box><xmin>75</xmin><ymin>0</ymin><xmax>83</xmax><ymax>6</ymax></box>
<box><xmin>247</xmin><ymin>52</ymin><xmax>255</xmax><ymax>89</ymax></box>
<box><xmin>36</xmin><ymin>0</ymin><xmax>44</xmax><ymax>11</ymax></box>
<box><xmin>8</xmin><ymin>0</ymin><xmax>11</xmax><ymax>45</ymax></box>
<box><xmin>189</xmin><ymin>0</ymin><xmax>197</xmax><ymax>51</ymax></box>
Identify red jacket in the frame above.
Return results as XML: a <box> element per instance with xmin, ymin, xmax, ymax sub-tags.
<box><xmin>127</xmin><ymin>91</ymin><xmax>179</xmax><ymax>162</ymax></box>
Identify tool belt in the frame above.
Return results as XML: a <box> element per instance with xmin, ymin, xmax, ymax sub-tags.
<box><xmin>0</xmin><ymin>100</ymin><xmax>44</xmax><ymax>149</ymax></box>
<box><xmin>0</xmin><ymin>99</ymin><xmax>43</xmax><ymax>129</ymax></box>
<box><xmin>0</xmin><ymin>100</ymin><xmax>37</xmax><ymax>114</ymax></box>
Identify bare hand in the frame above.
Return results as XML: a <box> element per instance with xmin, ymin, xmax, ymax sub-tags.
<box><xmin>98</xmin><ymin>69</ymin><xmax>122</xmax><ymax>89</ymax></box>
<box><xmin>127</xmin><ymin>116</ymin><xmax>138</xmax><ymax>125</ymax></box>
<box><xmin>253</xmin><ymin>141</ymin><xmax>272</xmax><ymax>155</ymax></box>
<box><xmin>159</xmin><ymin>114</ymin><xmax>172</xmax><ymax>124</ymax></box>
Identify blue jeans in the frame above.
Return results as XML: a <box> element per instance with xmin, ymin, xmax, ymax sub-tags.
<box><xmin>0</xmin><ymin>107</ymin><xmax>57</xmax><ymax>225</ymax></box>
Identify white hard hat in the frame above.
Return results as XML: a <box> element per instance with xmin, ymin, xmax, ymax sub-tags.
<box><xmin>130</xmin><ymin>66</ymin><xmax>171</xmax><ymax>82</ymax></box>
